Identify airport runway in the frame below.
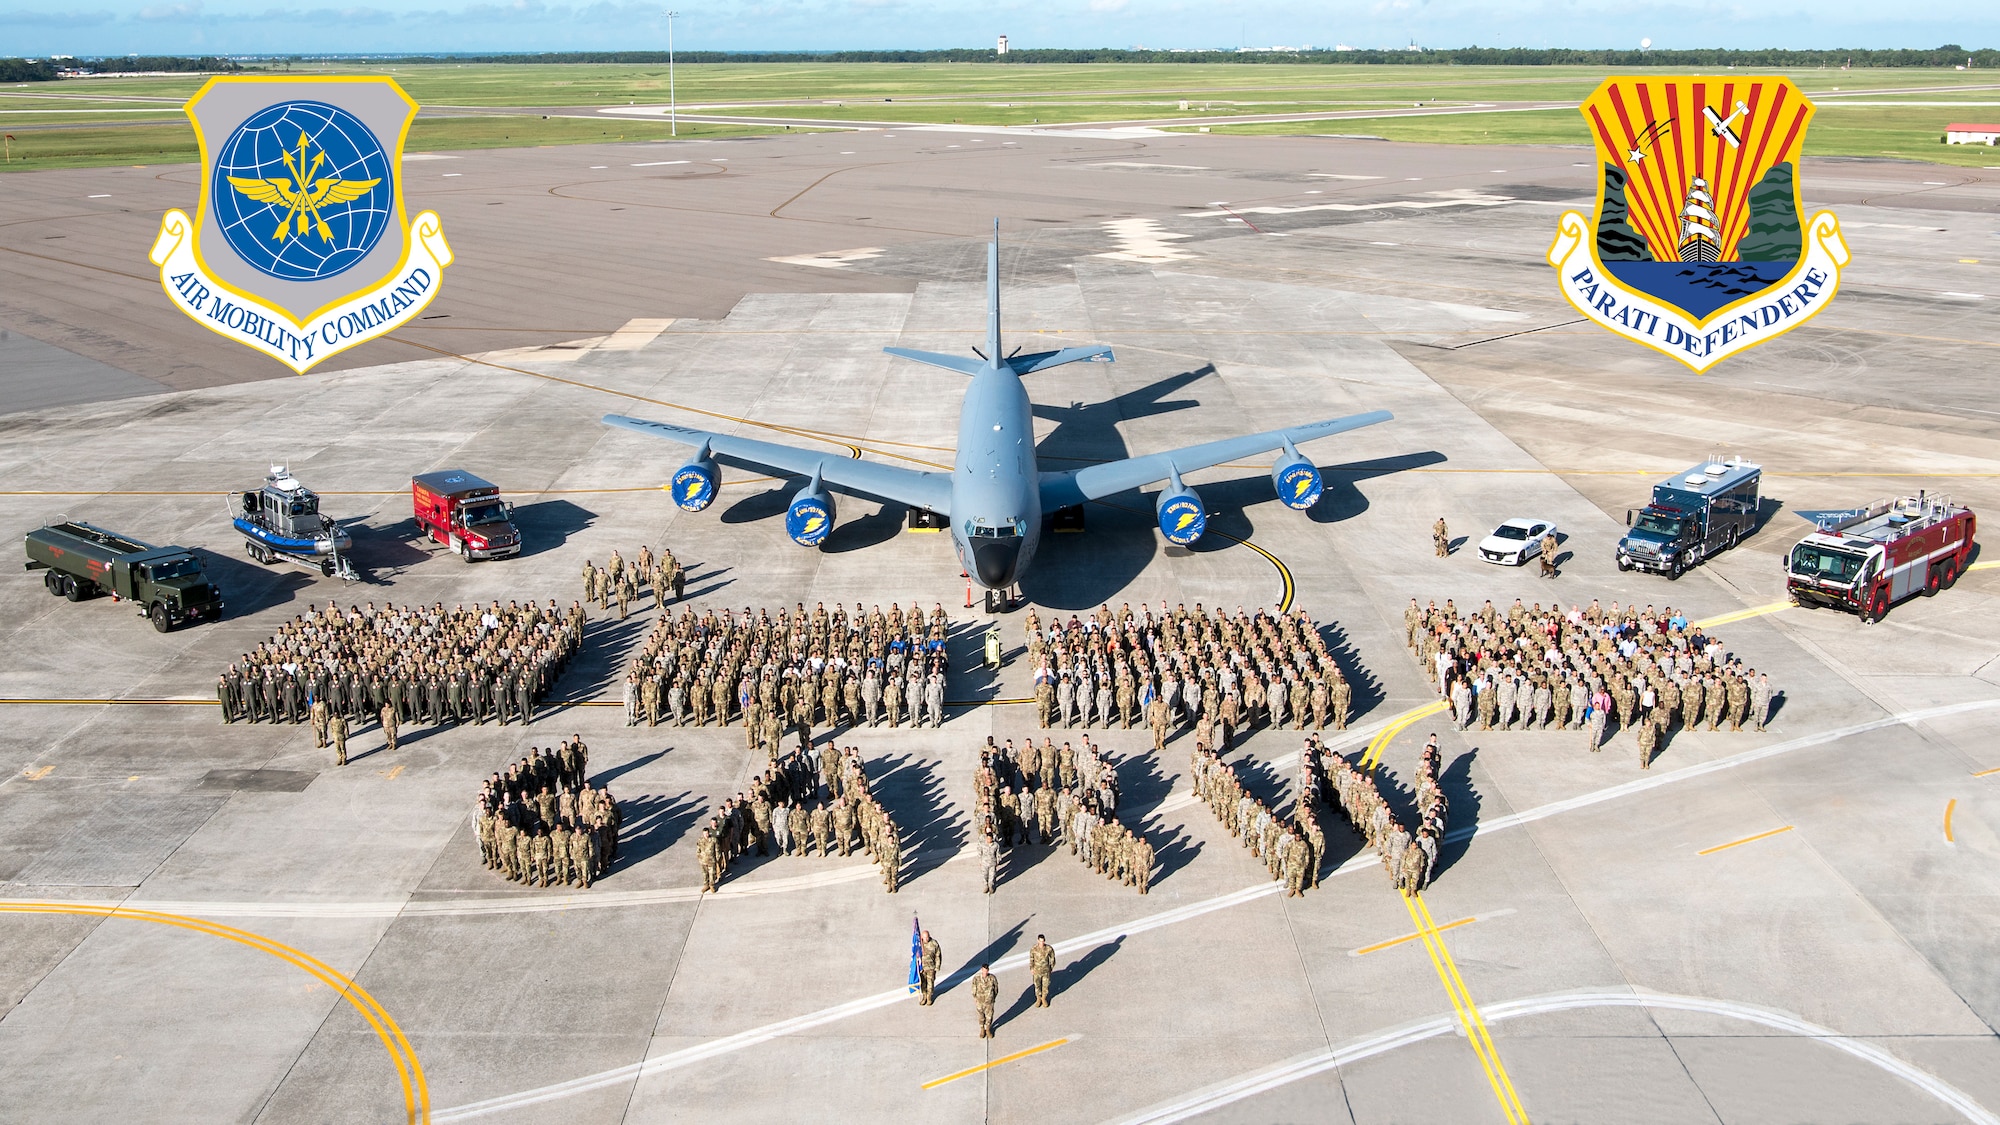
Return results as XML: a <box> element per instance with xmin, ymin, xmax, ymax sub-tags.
<box><xmin>0</xmin><ymin>126</ymin><xmax>1997</xmax><ymax>1124</ymax></box>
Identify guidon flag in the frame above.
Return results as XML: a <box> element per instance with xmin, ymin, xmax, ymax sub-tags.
<box><xmin>1546</xmin><ymin>76</ymin><xmax>1849</xmax><ymax>372</ymax></box>
<box><xmin>150</xmin><ymin>76</ymin><xmax>452</xmax><ymax>373</ymax></box>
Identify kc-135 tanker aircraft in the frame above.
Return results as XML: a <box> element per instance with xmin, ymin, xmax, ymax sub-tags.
<box><xmin>604</xmin><ymin>225</ymin><xmax>1391</xmax><ymax>595</ymax></box>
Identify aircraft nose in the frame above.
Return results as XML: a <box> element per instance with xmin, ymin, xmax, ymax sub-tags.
<box><xmin>972</xmin><ymin>538</ymin><xmax>1021</xmax><ymax>588</ymax></box>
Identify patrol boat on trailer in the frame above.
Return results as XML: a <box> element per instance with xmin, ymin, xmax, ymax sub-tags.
<box><xmin>231</xmin><ymin>465</ymin><xmax>359</xmax><ymax>580</ymax></box>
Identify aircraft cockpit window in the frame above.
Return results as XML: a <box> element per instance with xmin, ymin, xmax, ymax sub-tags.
<box><xmin>968</xmin><ymin>519</ymin><xmax>1024</xmax><ymax>539</ymax></box>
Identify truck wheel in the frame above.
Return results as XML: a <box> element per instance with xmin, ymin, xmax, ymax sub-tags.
<box><xmin>1617</xmin><ymin>557</ymin><xmax>1632</xmax><ymax>573</ymax></box>
<box><xmin>63</xmin><ymin>576</ymin><xmax>88</xmax><ymax>601</ymax></box>
<box><xmin>1868</xmin><ymin>588</ymin><xmax>1891</xmax><ymax>622</ymax></box>
<box><xmin>321</xmin><ymin>557</ymin><xmax>337</xmax><ymax>578</ymax></box>
<box><xmin>1667</xmin><ymin>559</ymin><xmax>1683</xmax><ymax>581</ymax></box>
<box><xmin>1923</xmin><ymin>566</ymin><xmax>1942</xmax><ymax>597</ymax></box>
<box><xmin>45</xmin><ymin>571</ymin><xmax>64</xmax><ymax>596</ymax></box>
<box><xmin>1723</xmin><ymin>527</ymin><xmax>1739</xmax><ymax>551</ymax></box>
<box><xmin>1940</xmin><ymin>557</ymin><xmax>1962</xmax><ymax>589</ymax></box>
<box><xmin>150</xmin><ymin>603</ymin><xmax>171</xmax><ymax>633</ymax></box>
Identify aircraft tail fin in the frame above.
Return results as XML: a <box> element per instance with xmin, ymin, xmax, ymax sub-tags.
<box><xmin>986</xmin><ymin>221</ymin><xmax>1003</xmax><ymax>366</ymax></box>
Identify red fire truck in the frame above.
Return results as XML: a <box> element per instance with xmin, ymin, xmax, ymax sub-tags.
<box><xmin>1785</xmin><ymin>494</ymin><xmax>1975</xmax><ymax>622</ymax></box>
<box><xmin>412</xmin><ymin>470</ymin><xmax>522</xmax><ymax>561</ymax></box>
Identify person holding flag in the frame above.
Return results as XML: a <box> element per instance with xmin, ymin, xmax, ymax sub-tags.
<box><xmin>914</xmin><ymin>922</ymin><xmax>942</xmax><ymax>1005</ymax></box>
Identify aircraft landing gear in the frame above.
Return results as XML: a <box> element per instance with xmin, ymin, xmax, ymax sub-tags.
<box><xmin>983</xmin><ymin>585</ymin><xmax>1020</xmax><ymax>614</ymax></box>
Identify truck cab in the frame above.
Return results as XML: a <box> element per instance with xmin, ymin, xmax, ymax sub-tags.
<box><xmin>412</xmin><ymin>470</ymin><xmax>521</xmax><ymax>561</ymax></box>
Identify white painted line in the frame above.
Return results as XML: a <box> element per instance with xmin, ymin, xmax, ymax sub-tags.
<box><xmin>1309</xmin><ymin>173</ymin><xmax>1384</xmax><ymax>179</ymax></box>
<box><xmin>596</xmin><ymin>317</ymin><xmax>677</xmax><ymax>352</ymax></box>
<box><xmin>632</xmin><ymin>160</ymin><xmax>689</xmax><ymax>167</ymax></box>
<box><xmin>1941</xmin><ymin>292</ymin><xmax>1986</xmax><ymax>300</ymax></box>
<box><xmin>765</xmin><ymin>247</ymin><xmax>886</xmax><ymax>270</ymax></box>
<box><xmin>442</xmin><ymin>173</ymin><xmax>462</xmax><ymax>177</ymax></box>
<box><xmin>589</xmin><ymin>165</ymin><xmax>607</xmax><ymax>169</ymax></box>
<box><xmin>87</xmin><ymin>194</ymin><xmax>110</xmax><ymax>198</ymax></box>
<box><xmin>1109</xmin><ymin>989</ymin><xmax>2000</xmax><ymax>1125</ymax></box>
<box><xmin>1097</xmin><ymin>216</ymin><xmax>1195</xmax><ymax>263</ymax></box>
<box><xmin>839</xmin><ymin>150</ymin><xmax>856</xmax><ymax>154</ymax></box>
<box><xmin>1090</xmin><ymin>161</ymin><xmax>1212</xmax><ymax>170</ymax></box>
<box><xmin>1924</xmin><ymin>181</ymin><xmax>1950</xmax><ymax>185</ymax></box>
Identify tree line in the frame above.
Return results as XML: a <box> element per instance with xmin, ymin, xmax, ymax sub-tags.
<box><xmin>356</xmin><ymin>45</ymin><xmax>1998</xmax><ymax>67</ymax></box>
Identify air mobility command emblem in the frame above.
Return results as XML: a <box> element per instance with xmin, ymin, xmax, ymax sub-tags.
<box><xmin>149</xmin><ymin>77</ymin><xmax>451</xmax><ymax>373</ymax></box>
<box><xmin>1547</xmin><ymin>76</ymin><xmax>1849</xmax><ymax>372</ymax></box>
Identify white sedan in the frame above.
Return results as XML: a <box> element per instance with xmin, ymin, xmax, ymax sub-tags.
<box><xmin>1478</xmin><ymin>518</ymin><xmax>1558</xmax><ymax>566</ymax></box>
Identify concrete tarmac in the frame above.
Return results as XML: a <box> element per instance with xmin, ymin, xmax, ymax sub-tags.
<box><xmin>0</xmin><ymin>126</ymin><xmax>1997</xmax><ymax>1124</ymax></box>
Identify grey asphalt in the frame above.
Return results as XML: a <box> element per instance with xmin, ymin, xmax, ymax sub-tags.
<box><xmin>0</xmin><ymin>126</ymin><xmax>1997</xmax><ymax>1124</ymax></box>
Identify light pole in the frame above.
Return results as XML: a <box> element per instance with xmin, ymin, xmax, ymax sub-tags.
<box><xmin>665</xmin><ymin>10</ymin><xmax>679</xmax><ymax>137</ymax></box>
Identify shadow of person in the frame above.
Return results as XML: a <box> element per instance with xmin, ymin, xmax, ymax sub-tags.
<box><xmin>871</xmin><ymin>752</ymin><xmax>963</xmax><ymax>884</ymax></box>
<box><xmin>937</xmin><ymin>919</ymin><xmax>1028</xmax><ymax>998</ymax></box>
<box><xmin>611</xmin><ymin>790</ymin><xmax>707</xmax><ymax>870</ymax></box>
<box><xmin>1052</xmin><ymin>933</ymin><xmax>1125</xmax><ymax>1001</ymax></box>
<box><xmin>1432</xmin><ymin>748</ymin><xmax>1482</xmax><ymax>879</ymax></box>
<box><xmin>590</xmin><ymin>749</ymin><xmax>667</xmax><ymax>788</ymax></box>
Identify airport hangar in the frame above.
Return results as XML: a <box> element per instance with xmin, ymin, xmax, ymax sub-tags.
<box><xmin>0</xmin><ymin>115</ymin><xmax>1998</xmax><ymax>1124</ymax></box>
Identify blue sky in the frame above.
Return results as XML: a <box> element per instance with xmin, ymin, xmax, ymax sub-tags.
<box><xmin>3</xmin><ymin>1</ymin><xmax>1993</xmax><ymax>57</ymax></box>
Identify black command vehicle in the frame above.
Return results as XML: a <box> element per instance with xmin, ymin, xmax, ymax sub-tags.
<box><xmin>1616</xmin><ymin>457</ymin><xmax>1763</xmax><ymax>579</ymax></box>
<box><xmin>24</xmin><ymin>521</ymin><xmax>224</xmax><ymax>631</ymax></box>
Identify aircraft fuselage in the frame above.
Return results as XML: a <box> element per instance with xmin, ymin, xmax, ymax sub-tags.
<box><xmin>950</xmin><ymin>363</ymin><xmax>1040</xmax><ymax>589</ymax></box>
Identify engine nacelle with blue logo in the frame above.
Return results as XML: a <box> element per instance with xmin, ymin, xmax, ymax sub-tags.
<box><xmin>1271</xmin><ymin>451</ymin><xmax>1324</xmax><ymax>511</ymax></box>
<box><xmin>670</xmin><ymin>456</ymin><xmax>719</xmax><ymax>513</ymax></box>
<box><xmin>1156</xmin><ymin>482</ymin><xmax>1206</xmax><ymax>546</ymax></box>
<box><xmin>786</xmin><ymin>485</ymin><xmax>834</xmax><ymax>547</ymax></box>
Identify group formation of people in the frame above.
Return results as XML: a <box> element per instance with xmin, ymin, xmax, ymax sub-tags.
<box><xmin>1189</xmin><ymin>741</ymin><xmax>1320</xmax><ymax>896</ymax></box>
<box><xmin>625</xmin><ymin>602</ymin><xmax>953</xmax><ymax>744</ymax></box>
<box><xmin>475</xmin><ymin>738</ymin><xmax>623</xmax><ymax>888</ymax></box>
<box><xmin>697</xmin><ymin>742</ymin><xmax>903</xmax><ymax>893</ymax></box>
<box><xmin>1407</xmin><ymin>597</ymin><xmax>1778</xmax><ymax>768</ymax></box>
<box><xmin>582</xmin><ymin>545</ymin><xmax>685</xmax><ymax>620</ymax></box>
<box><xmin>1309</xmin><ymin>737</ymin><xmax>1440</xmax><ymax>893</ymax></box>
<box><xmin>218</xmin><ymin>599</ymin><xmax>584</xmax><ymax>732</ymax></box>
<box><xmin>1025</xmin><ymin>603</ymin><xmax>1356</xmax><ymax>749</ymax></box>
<box><xmin>971</xmin><ymin>735</ymin><xmax>1152</xmax><ymax>894</ymax></box>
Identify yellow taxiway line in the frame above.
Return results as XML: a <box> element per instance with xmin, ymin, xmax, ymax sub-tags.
<box><xmin>0</xmin><ymin>901</ymin><xmax>428</xmax><ymax>1123</ymax></box>
<box><xmin>921</xmin><ymin>1037</ymin><xmax>1069</xmax><ymax>1090</ymax></box>
<box><xmin>1973</xmin><ymin>766</ymin><xmax>2000</xmax><ymax>779</ymax></box>
<box><xmin>1351</xmin><ymin>913</ymin><xmax>1476</xmax><ymax>957</ymax></box>
<box><xmin>1692</xmin><ymin>602</ymin><xmax>1794</xmax><ymax>630</ymax></box>
<box><xmin>1697</xmin><ymin>825</ymin><xmax>1794</xmax><ymax>856</ymax></box>
<box><xmin>1361</xmin><ymin>700</ymin><xmax>1450</xmax><ymax>771</ymax></box>
<box><xmin>1402</xmin><ymin>891</ymin><xmax>1529</xmax><ymax>1124</ymax></box>
<box><xmin>1944</xmin><ymin>799</ymin><xmax>1957</xmax><ymax>844</ymax></box>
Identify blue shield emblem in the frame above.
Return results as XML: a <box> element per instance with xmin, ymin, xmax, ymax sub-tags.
<box><xmin>151</xmin><ymin>77</ymin><xmax>452</xmax><ymax>373</ymax></box>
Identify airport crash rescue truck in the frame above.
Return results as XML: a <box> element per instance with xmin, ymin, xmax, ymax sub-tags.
<box><xmin>412</xmin><ymin>470</ymin><xmax>521</xmax><ymax>561</ymax></box>
<box><xmin>23</xmin><ymin>521</ymin><xmax>224</xmax><ymax>632</ymax></box>
<box><xmin>1786</xmin><ymin>494</ymin><xmax>1976</xmax><ymax>622</ymax></box>
<box><xmin>1617</xmin><ymin>457</ymin><xmax>1763</xmax><ymax>579</ymax></box>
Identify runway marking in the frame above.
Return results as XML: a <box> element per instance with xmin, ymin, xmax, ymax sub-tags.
<box><xmin>631</xmin><ymin>160</ymin><xmax>689</xmax><ymax>166</ymax></box>
<box><xmin>1944</xmin><ymin>799</ymin><xmax>1957</xmax><ymax>844</ymax></box>
<box><xmin>0</xmin><ymin>697</ymin><xmax>219</xmax><ymax>706</ymax></box>
<box><xmin>22</xmin><ymin>765</ymin><xmax>52</xmax><ymax>780</ymax></box>
<box><xmin>1404</xmin><ymin>891</ymin><xmax>1529</xmax><ymax>1124</ymax></box>
<box><xmin>1361</xmin><ymin>700</ymin><xmax>1450</xmax><ymax>771</ymax></box>
<box><xmin>1973</xmin><ymin>766</ymin><xmax>2000</xmax><ymax>778</ymax></box>
<box><xmin>0</xmin><ymin>901</ymin><xmax>428</xmax><ymax>1124</ymax></box>
<box><xmin>379</xmin><ymin>765</ymin><xmax>406</xmax><ymax>781</ymax></box>
<box><xmin>595</xmin><ymin>317</ymin><xmax>676</xmax><ymax>351</ymax></box>
<box><xmin>1697</xmin><ymin>824</ymin><xmax>1794</xmax><ymax>856</ymax></box>
<box><xmin>1692</xmin><ymin>602</ymin><xmax>1793</xmax><ymax>629</ymax></box>
<box><xmin>1351</xmin><ymin>913</ymin><xmax>1474</xmax><ymax>956</ymax></box>
<box><xmin>1105</xmin><ymin>987</ymin><xmax>2000</xmax><ymax>1125</ymax></box>
<box><xmin>921</xmin><ymin>1038</ymin><xmax>1069</xmax><ymax>1090</ymax></box>
<box><xmin>1969</xmin><ymin>561</ymin><xmax>2000</xmax><ymax>572</ymax></box>
<box><xmin>417</xmin><ymin>699</ymin><xmax>2000</xmax><ymax>1119</ymax></box>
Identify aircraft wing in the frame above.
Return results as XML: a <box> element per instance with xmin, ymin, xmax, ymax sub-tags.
<box><xmin>603</xmin><ymin>414</ymin><xmax>953</xmax><ymax>514</ymax></box>
<box><xmin>1038</xmin><ymin>409</ymin><xmax>1393</xmax><ymax>508</ymax></box>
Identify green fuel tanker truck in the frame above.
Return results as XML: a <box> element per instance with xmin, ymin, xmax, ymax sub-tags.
<box><xmin>24</xmin><ymin>521</ymin><xmax>224</xmax><ymax>632</ymax></box>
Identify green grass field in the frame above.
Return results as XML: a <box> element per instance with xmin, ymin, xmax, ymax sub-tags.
<box><xmin>4</xmin><ymin>61</ymin><xmax>1997</xmax><ymax>172</ymax></box>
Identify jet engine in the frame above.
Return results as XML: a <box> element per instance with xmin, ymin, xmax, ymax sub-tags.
<box><xmin>1271</xmin><ymin>445</ymin><xmax>1324</xmax><ymax>511</ymax></box>
<box><xmin>1156</xmin><ymin>473</ymin><xmax>1207</xmax><ymax>546</ymax></box>
<box><xmin>670</xmin><ymin>447</ymin><xmax>719</xmax><ymax>513</ymax></box>
<box><xmin>785</xmin><ymin>483</ymin><xmax>834</xmax><ymax>547</ymax></box>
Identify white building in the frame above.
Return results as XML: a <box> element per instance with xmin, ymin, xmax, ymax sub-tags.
<box><xmin>997</xmin><ymin>34</ymin><xmax>1009</xmax><ymax>55</ymax></box>
<box><xmin>1945</xmin><ymin>122</ymin><xmax>2000</xmax><ymax>145</ymax></box>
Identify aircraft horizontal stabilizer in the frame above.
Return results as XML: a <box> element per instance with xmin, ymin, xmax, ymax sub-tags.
<box><xmin>882</xmin><ymin>347</ymin><xmax>988</xmax><ymax>376</ymax></box>
<box><xmin>1008</xmin><ymin>345</ymin><xmax>1114</xmax><ymax>374</ymax></box>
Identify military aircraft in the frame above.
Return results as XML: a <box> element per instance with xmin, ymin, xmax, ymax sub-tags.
<box><xmin>603</xmin><ymin>226</ymin><xmax>1390</xmax><ymax>605</ymax></box>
